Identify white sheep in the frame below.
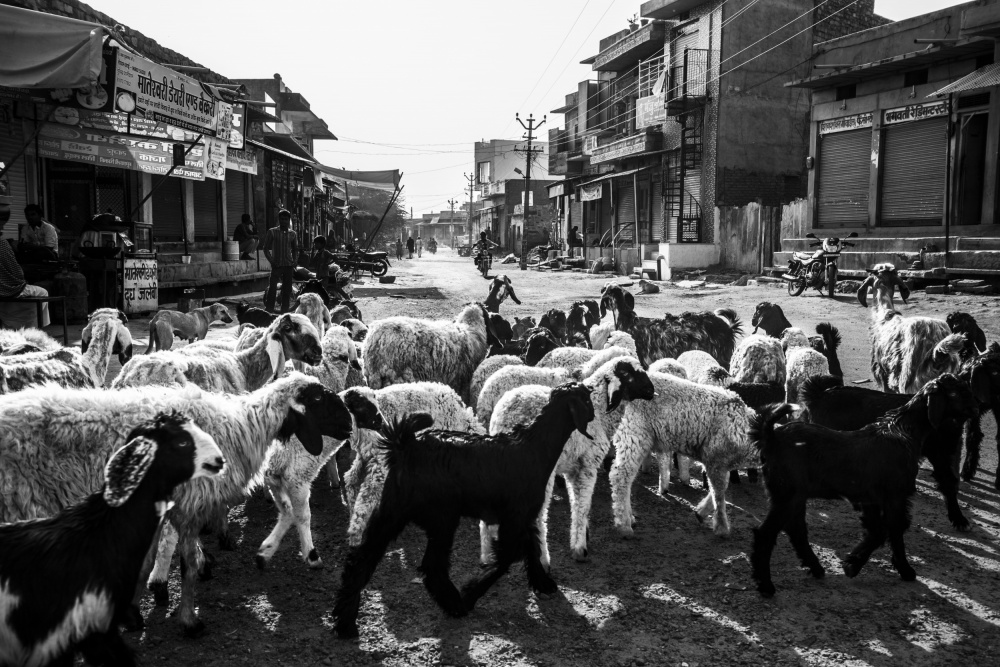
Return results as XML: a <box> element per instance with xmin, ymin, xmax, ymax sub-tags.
<box><xmin>340</xmin><ymin>318</ymin><xmax>368</xmax><ymax>341</ymax></box>
<box><xmin>112</xmin><ymin>313</ymin><xmax>322</xmax><ymax>392</ymax></box>
<box><xmin>610</xmin><ymin>371</ymin><xmax>755</xmax><ymax>537</ymax></box>
<box><xmin>537</xmin><ymin>344</ymin><xmax>634</xmax><ymax>374</ymax></box>
<box><xmin>363</xmin><ymin>302</ymin><xmax>499</xmax><ymax>403</ymax></box>
<box><xmin>785</xmin><ymin>347</ymin><xmax>830</xmax><ymax>403</ymax></box>
<box><xmin>577</xmin><ymin>345</ymin><xmax>636</xmax><ymax>379</ymax></box>
<box><xmin>0</xmin><ymin>308</ymin><xmax>133</xmax><ymax>391</ymax></box>
<box><xmin>589</xmin><ymin>321</ymin><xmax>614</xmax><ymax>350</ymax></box>
<box><xmin>647</xmin><ymin>358</ymin><xmax>688</xmax><ymax>378</ymax></box>
<box><xmin>294</xmin><ymin>292</ymin><xmax>331</xmax><ymax>338</ymax></box>
<box><xmin>677</xmin><ymin>349</ymin><xmax>733</xmax><ymax>387</ymax></box>
<box><xmin>729</xmin><ymin>333</ymin><xmax>787</xmax><ymax>384</ymax></box>
<box><xmin>470</xmin><ymin>354</ymin><xmax>523</xmax><ymax>409</ymax></box>
<box><xmin>606</xmin><ymin>330</ymin><xmax>637</xmax><ymax>357</ymax></box>
<box><xmin>341</xmin><ymin>382</ymin><xmax>487</xmax><ymax>547</ymax></box>
<box><xmin>486</xmin><ymin>357</ymin><xmax>656</xmax><ymax>567</ymax></box>
<box><xmin>780</xmin><ymin>327</ymin><xmax>811</xmax><ymax>351</ymax></box>
<box><xmin>475</xmin><ymin>365</ymin><xmax>577</xmax><ymax>426</ymax></box>
<box><xmin>0</xmin><ymin>327</ymin><xmax>62</xmax><ymax>354</ymax></box>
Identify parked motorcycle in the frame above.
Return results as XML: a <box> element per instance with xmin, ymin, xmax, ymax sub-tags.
<box><xmin>782</xmin><ymin>232</ymin><xmax>858</xmax><ymax>297</ymax></box>
<box><xmin>334</xmin><ymin>248</ymin><xmax>390</xmax><ymax>277</ymax></box>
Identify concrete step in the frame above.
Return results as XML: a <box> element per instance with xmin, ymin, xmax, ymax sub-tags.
<box><xmin>780</xmin><ymin>235</ymin><xmax>1000</xmax><ymax>253</ymax></box>
<box><xmin>158</xmin><ymin>251</ymin><xmax>223</xmax><ymax>264</ymax></box>
<box><xmin>773</xmin><ymin>249</ymin><xmax>1000</xmax><ymax>272</ymax></box>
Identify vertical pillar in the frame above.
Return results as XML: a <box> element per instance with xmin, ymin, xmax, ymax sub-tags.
<box><xmin>981</xmin><ymin>42</ymin><xmax>1000</xmax><ymax>225</ymax></box>
<box><xmin>867</xmin><ymin>116</ymin><xmax>882</xmax><ymax>232</ymax></box>
<box><xmin>220</xmin><ymin>176</ymin><xmax>228</xmax><ymax>240</ymax></box>
<box><xmin>140</xmin><ymin>173</ymin><xmax>154</xmax><ymax>224</ymax></box>
<box><xmin>184</xmin><ymin>180</ymin><xmax>195</xmax><ymax>245</ymax></box>
<box><xmin>807</xmin><ymin>121</ymin><xmax>818</xmax><ymax>230</ymax></box>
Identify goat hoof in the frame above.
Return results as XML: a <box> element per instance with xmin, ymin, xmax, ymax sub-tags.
<box><xmin>198</xmin><ymin>553</ymin><xmax>216</xmax><ymax>581</ymax></box>
<box><xmin>952</xmin><ymin>517</ymin><xmax>973</xmax><ymax>532</ymax></box>
<box><xmin>217</xmin><ymin>533</ymin><xmax>236</xmax><ymax>551</ymax></box>
<box><xmin>756</xmin><ymin>580</ymin><xmax>776</xmax><ymax>598</ymax></box>
<box><xmin>532</xmin><ymin>577</ymin><xmax>558</xmax><ymax>596</ymax></box>
<box><xmin>182</xmin><ymin>620</ymin><xmax>206</xmax><ymax>639</ymax></box>
<box><xmin>842</xmin><ymin>561</ymin><xmax>862</xmax><ymax>578</ymax></box>
<box><xmin>121</xmin><ymin>604</ymin><xmax>145</xmax><ymax>632</ymax></box>
<box><xmin>307</xmin><ymin>549</ymin><xmax>324</xmax><ymax>569</ymax></box>
<box><xmin>712</xmin><ymin>525</ymin><xmax>732</xmax><ymax>538</ymax></box>
<box><xmin>255</xmin><ymin>554</ymin><xmax>268</xmax><ymax>571</ymax></box>
<box><xmin>149</xmin><ymin>581</ymin><xmax>169</xmax><ymax>607</ymax></box>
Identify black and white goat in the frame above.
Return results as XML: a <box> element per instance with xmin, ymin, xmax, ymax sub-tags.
<box><xmin>0</xmin><ymin>412</ymin><xmax>224</xmax><ymax>667</ymax></box>
<box><xmin>332</xmin><ymin>382</ymin><xmax>595</xmax><ymax>639</ymax></box>
<box><xmin>600</xmin><ymin>283</ymin><xmax>742</xmax><ymax>368</ymax></box>
<box><xmin>947</xmin><ymin>311</ymin><xmax>987</xmax><ymax>363</ymax></box>
<box><xmin>483</xmin><ymin>275</ymin><xmax>521</xmax><ymax>313</ymax></box>
<box><xmin>749</xmin><ymin>374</ymin><xmax>981</xmax><ymax>597</ymax></box>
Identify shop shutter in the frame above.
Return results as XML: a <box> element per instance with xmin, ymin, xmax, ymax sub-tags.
<box><xmin>192</xmin><ymin>179</ymin><xmax>220</xmax><ymax>241</ymax></box>
<box><xmin>151</xmin><ymin>180</ymin><xmax>184</xmax><ymax>242</ymax></box>
<box><xmin>817</xmin><ymin>129</ymin><xmax>870</xmax><ymax>226</ymax></box>
<box><xmin>0</xmin><ymin>119</ymin><xmax>29</xmax><ymax>238</ymax></box>
<box><xmin>225</xmin><ymin>171</ymin><xmax>246</xmax><ymax>237</ymax></box>
<box><xmin>651</xmin><ymin>175</ymin><xmax>663</xmax><ymax>242</ymax></box>
<box><xmin>616</xmin><ymin>177</ymin><xmax>635</xmax><ymax>242</ymax></box>
<box><xmin>880</xmin><ymin>118</ymin><xmax>947</xmax><ymax>225</ymax></box>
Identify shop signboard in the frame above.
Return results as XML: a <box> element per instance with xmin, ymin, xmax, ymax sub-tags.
<box><xmin>882</xmin><ymin>100</ymin><xmax>949</xmax><ymax>126</ymax></box>
<box><xmin>229</xmin><ymin>102</ymin><xmax>245</xmax><ymax>149</ymax></box>
<box><xmin>123</xmin><ymin>256</ymin><xmax>158</xmax><ymax>315</ymax></box>
<box><xmin>590</xmin><ymin>133</ymin><xmax>659</xmax><ymax>164</ymax></box>
<box><xmin>582</xmin><ymin>135</ymin><xmax>598</xmax><ymax>156</ymax></box>
<box><xmin>226</xmin><ymin>147</ymin><xmax>258</xmax><ymax>174</ymax></box>
<box><xmin>819</xmin><ymin>112</ymin><xmax>874</xmax><ymax>135</ymax></box>
<box><xmin>203</xmin><ymin>136</ymin><xmax>228</xmax><ymax>180</ymax></box>
<box><xmin>579</xmin><ymin>182</ymin><xmax>602</xmax><ymax>201</ymax></box>
<box><xmin>28</xmin><ymin>123</ymin><xmax>205</xmax><ymax>180</ymax></box>
<box><xmin>636</xmin><ymin>93</ymin><xmax>666</xmax><ymax>128</ymax></box>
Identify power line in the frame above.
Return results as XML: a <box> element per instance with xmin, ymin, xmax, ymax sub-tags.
<box><xmin>518</xmin><ymin>0</ymin><xmax>594</xmax><ymax>112</ymax></box>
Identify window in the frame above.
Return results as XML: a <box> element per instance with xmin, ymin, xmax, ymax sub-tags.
<box><xmin>903</xmin><ymin>69</ymin><xmax>928</xmax><ymax>87</ymax></box>
<box><xmin>836</xmin><ymin>84</ymin><xmax>856</xmax><ymax>101</ymax></box>
<box><xmin>476</xmin><ymin>161</ymin><xmax>490</xmax><ymax>185</ymax></box>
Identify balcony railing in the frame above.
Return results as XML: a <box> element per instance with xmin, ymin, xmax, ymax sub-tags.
<box><xmin>668</xmin><ymin>48</ymin><xmax>709</xmax><ymax>108</ymax></box>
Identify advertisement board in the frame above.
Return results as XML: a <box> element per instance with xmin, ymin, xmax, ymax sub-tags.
<box><xmin>123</xmin><ymin>257</ymin><xmax>158</xmax><ymax>314</ymax></box>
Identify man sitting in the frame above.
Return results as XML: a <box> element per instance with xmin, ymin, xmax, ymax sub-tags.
<box><xmin>0</xmin><ymin>237</ymin><xmax>51</xmax><ymax>328</ymax></box>
<box><xmin>18</xmin><ymin>204</ymin><xmax>59</xmax><ymax>262</ymax></box>
<box><xmin>233</xmin><ymin>213</ymin><xmax>259</xmax><ymax>260</ymax></box>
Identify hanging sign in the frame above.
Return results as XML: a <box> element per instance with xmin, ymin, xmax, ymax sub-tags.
<box><xmin>203</xmin><ymin>136</ymin><xmax>228</xmax><ymax>180</ymax></box>
<box><xmin>123</xmin><ymin>256</ymin><xmax>158</xmax><ymax>314</ymax></box>
<box><xmin>636</xmin><ymin>94</ymin><xmax>666</xmax><ymax>128</ymax></box>
<box><xmin>579</xmin><ymin>182</ymin><xmax>603</xmax><ymax>201</ymax></box>
<box><xmin>225</xmin><ymin>147</ymin><xmax>258</xmax><ymax>174</ymax></box>
<box><xmin>882</xmin><ymin>100</ymin><xmax>949</xmax><ymax>125</ymax></box>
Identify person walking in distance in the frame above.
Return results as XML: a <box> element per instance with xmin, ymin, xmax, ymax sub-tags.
<box><xmin>395</xmin><ymin>237</ymin><xmax>403</xmax><ymax>261</ymax></box>
<box><xmin>416</xmin><ymin>236</ymin><xmax>423</xmax><ymax>258</ymax></box>
<box><xmin>406</xmin><ymin>235</ymin><xmax>415</xmax><ymax>259</ymax></box>
<box><xmin>262</xmin><ymin>209</ymin><xmax>299</xmax><ymax>312</ymax></box>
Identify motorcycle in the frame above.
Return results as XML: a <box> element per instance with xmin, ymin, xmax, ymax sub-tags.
<box><xmin>333</xmin><ymin>248</ymin><xmax>390</xmax><ymax>277</ymax></box>
<box><xmin>474</xmin><ymin>248</ymin><xmax>492</xmax><ymax>279</ymax></box>
<box><xmin>428</xmin><ymin>239</ymin><xmax>437</xmax><ymax>255</ymax></box>
<box><xmin>782</xmin><ymin>231</ymin><xmax>858</xmax><ymax>297</ymax></box>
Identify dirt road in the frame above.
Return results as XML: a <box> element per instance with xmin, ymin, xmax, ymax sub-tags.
<box><xmin>130</xmin><ymin>251</ymin><xmax>1000</xmax><ymax>666</ymax></box>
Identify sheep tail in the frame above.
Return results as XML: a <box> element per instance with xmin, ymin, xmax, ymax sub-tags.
<box><xmin>799</xmin><ymin>374</ymin><xmax>844</xmax><ymax>408</ymax></box>
<box><xmin>715</xmin><ymin>308</ymin><xmax>743</xmax><ymax>337</ymax></box>
<box><xmin>816</xmin><ymin>322</ymin><xmax>841</xmax><ymax>352</ymax></box>
<box><xmin>748</xmin><ymin>403</ymin><xmax>793</xmax><ymax>457</ymax></box>
<box><xmin>377</xmin><ymin>412</ymin><xmax>435</xmax><ymax>465</ymax></box>
<box><xmin>931</xmin><ymin>333</ymin><xmax>966</xmax><ymax>366</ymax></box>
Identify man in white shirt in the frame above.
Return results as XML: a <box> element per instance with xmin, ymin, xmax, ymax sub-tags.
<box><xmin>20</xmin><ymin>204</ymin><xmax>59</xmax><ymax>253</ymax></box>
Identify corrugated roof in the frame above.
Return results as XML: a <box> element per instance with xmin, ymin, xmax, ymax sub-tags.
<box><xmin>929</xmin><ymin>62</ymin><xmax>1000</xmax><ymax>96</ymax></box>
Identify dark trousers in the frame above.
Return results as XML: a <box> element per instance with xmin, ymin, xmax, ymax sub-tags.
<box><xmin>265</xmin><ymin>266</ymin><xmax>295</xmax><ymax>312</ymax></box>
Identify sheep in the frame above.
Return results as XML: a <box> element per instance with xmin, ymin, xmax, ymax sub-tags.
<box><xmin>578</xmin><ymin>345</ymin><xmax>636</xmax><ymax>379</ymax></box>
<box><xmin>294</xmin><ymin>292</ymin><xmax>332</xmax><ymax>339</ymax></box>
<box><xmin>677</xmin><ymin>350</ymin><xmax>733</xmax><ymax>387</ymax></box>
<box><xmin>606</xmin><ymin>331</ymin><xmax>637</xmax><ymax>357</ymax></box>
<box><xmin>0</xmin><ymin>308</ymin><xmax>133</xmax><ymax>391</ymax></box>
<box><xmin>780</xmin><ymin>327</ymin><xmax>811</xmax><ymax>351</ymax></box>
<box><xmin>748</xmin><ymin>374</ymin><xmax>981</xmax><ymax>597</ymax></box>
<box><xmin>483</xmin><ymin>274</ymin><xmax>521</xmax><ymax>313</ymax></box>
<box><xmin>750</xmin><ymin>301</ymin><xmax>791</xmax><ymax>338</ymax></box>
<box><xmin>858</xmin><ymin>263</ymin><xmax>965</xmax><ymax>393</ymax></box>
<box><xmin>470</xmin><ymin>355</ymin><xmax>524</xmax><ymax>409</ymax></box>
<box><xmin>341</xmin><ymin>318</ymin><xmax>368</xmax><ymax>341</ymax></box>
<box><xmin>296</xmin><ymin>277</ymin><xmax>362</xmax><ymax>320</ymax></box>
<box><xmin>536</xmin><ymin>344</ymin><xmax>634</xmax><ymax>376</ymax></box>
<box><xmin>476</xmin><ymin>365</ymin><xmax>578</xmax><ymax>426</ymax></box>
<box><xmin>647</xmin><ymin>358</ymin><xmax>687</xmax><ymax>378</ymax></box>
<box><xmin>363</xmin><ymin>302</ymin><xmax>502</xmax><ymax>404</ymax></box>
<box><xmin>0</xmin><ymin>327</ymin><xmax>62</xmax><ymax>353</ymax></box>
<box><xmin>487</xmin><ymin>358</ymin><xmax>656</xmax><ymax>565</ymax></box>
<box><xmin>589</xmin><ymin>321</ymin><xmax>614</xmax><ymax>350</ymax></box>
<box><xmin>331</xmin><ymin>383</ymin><xmax>595</xmax><ymax>639</ymax></box>
<box><xmin>512</xmin><ymin>316</ymin><xmax>537</xmax><ymax>340</ymax></box>
<box><xmin>256</xmin><ymin>387</ymin><xmax>383</xmax><ymax>570</ymax></box>
<box><xmin>609</xmin><ymin>371</ymin><xmax>755</xmax><ymax>537</ymax></box>
<box><xmin>600</xmin><ymin>283</ymin><xmax>743</xmax><ymax>368</ymax></box>
<box><xmin>947</xmin><ymin>311</ymin><xmax>987</xmax><ymax>363</ymax></box>
<box><xmin>340</xmin><ymin>382</ymin><xmax>488</xmax><ymax>547</ymax></box>
<box><xmin>112</xmin><ymin>313</ymin><xmax>322</xmax><ymax>393</ymax></box>
<box><xmin>800</xmin><ymin>371</ymin><xmax>992</xmax><ymax>531</ymax></box>
<box><xmin>729</xmin><ymin>334</ymin><xmax>786</xmax><ymax>384</ymax></box>
<box><xmin>960</xmin><ymin>343</ymin><xmax>1000</xmax><ymax>488</ymax></box>
<box><xmin>0</xmin><ymin>412</ymin><xmax>225</xmax><ymax>667</ymax></box>
<box><xmin>345</xmin><ymin>341</ymin><xmax>367</xmax><ymax>388</ymax></box>
<box><xmin>785</xmin><ymin>347</ymin><xmax>829</xmax><ymax>404</ymax></box>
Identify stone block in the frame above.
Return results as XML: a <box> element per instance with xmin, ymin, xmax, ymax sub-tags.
<box><xmin>925</xmin><ymin>285</ymin><xmax>950</xmax><ymax>294</ymax></box>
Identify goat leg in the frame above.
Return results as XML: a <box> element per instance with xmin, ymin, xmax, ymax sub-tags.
<box><xmin>926</xmin><ymin>448</ymin><xmax>971</xmax><ymax>531</ymax></box>
<box><xmin>461</xmin><ymin>522</ymin><xmax>524</xmax><ymax>610</ymax></box>
<box><xmin>78</xmin><ymin>630</ymin><xmax>135</xmax><ymax>667</ymax></box>
<box><xmin>420</xmin><ymin>520</ymin><xmax>467</xmax><ymax>618</ymax></box>
<box><xmin>962</xmin><ymin>414</ymin><xmax>984</xmax><ymax>483</ymax></box>
<box><xmin>843</xmin><ymin>504</ymin><xmax>887</xmax><ymax>578</ymax></box>
<box><xmin>524</xmin><ymin>523</ymin><xmax>558</xmax><ymax>596</ymax></box>
<box><xmin>785</xmin><ymin>504</ymin><xmax>824</xmax><ymax>579</ymax></box>
<box><xmin>885</xmin><ymin>499</ymin><xmax>917</xmax><ymax>581</ymax></box>
<box><xmin>750</xmin><ymin>505</ymin><xmax>791</xmax><ymax>597</ymax></box>
<box><xmin>176</xmin><ymin>531</ymin><xmax>207</xmax><ymax>638</ymax></box>
<box><xmin>566</xmin><ymin>464</ymin><xmax>600</xmax><ymax>562</ymax></box>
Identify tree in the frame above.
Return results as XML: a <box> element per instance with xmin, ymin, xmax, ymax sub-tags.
<box><xmin>345</xmin><ymin>186</ymin><xmax>406</xmax><ymax>249</ymax></box>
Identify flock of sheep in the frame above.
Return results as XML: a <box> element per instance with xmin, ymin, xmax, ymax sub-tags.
<box><xmin>0</xmin><ymin>263</ymin><xmax>998</xmax><ymax>665</ymax></box>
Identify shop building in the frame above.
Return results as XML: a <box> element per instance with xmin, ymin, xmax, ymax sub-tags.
<box><xmin>780</xmin><ymin>0</ymin><xmax>1000</xmax><ymax>274</ymax></box>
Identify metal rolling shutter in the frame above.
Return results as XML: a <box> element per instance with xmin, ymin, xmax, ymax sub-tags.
<box><xmin>0</xmin><ymin>121</ymin><xmax>29</xmax><ymax>238</ymax></box>
<box><xmin>151</xmin><ymin>180</ymin><xmax>184</xmax><ymax>242</ymax></box>
<box><xmin>570</xmin><ymin>195</ymin><xmax>583</xmax><ymax>234</ymax></box>
<box><xmin>616</xmin><ymin>177</ymin><xmax>635</xmax><ymax>242</ymax></box>
<box><xmin>225</xmin><ymin>171</ymin><xmax>246</xmax><ymax>237</ymax></box>
<box><xmin>192</xmin><ymin>179</ymin><xmax>220</xmax><ymax>241</ymax></box>
<box><xmin>651</xmin><ymin>175</ymin><xmax>663</xmax><ymax>242</ymax></box>
<box><xmin>880</xmin><ymin>118</ymin><xmax>947</xmax><ymax>225</ymax></box>
<box><xmin>817</xmin><ymin>129</ymin><xmax>870</xmax><ymax>226</ymax></box>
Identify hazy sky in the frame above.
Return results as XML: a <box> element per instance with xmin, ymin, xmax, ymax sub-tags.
<box><xmin>89</xmin><ymin>0</ymin><xmax>966</xmax><ymax>215</ymax></box>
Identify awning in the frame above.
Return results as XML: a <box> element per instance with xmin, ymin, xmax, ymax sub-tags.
<box><xmin>0</xmin><ymin>5</ymin><xmax>106</xmax><ymax>88</ymax></box>
<box><xmin>246</xmin><ymin>138</ymin><xmax>315</xmax><ymax>165</ymax></box>
<box><xmin>317</xmin><ymin>164</ymin><xmax>401</xmax><ymax>192</ymax></box>
<box><xmin>930</xmin><ymin>63</ymin><xmax>1000</xmax><ymax>97</ymax></box>
<box><xmin>245</xmin><ymin>104</ymin><xmax>283</xmax><ymax>125</ymax></box>
<box><xmin>576</xmin><ymin>167</ymin><xmax>651</xmax><ymax>188</ymax></box>
<box><xmin>262</xmin><ymin>134</ymin><xmax>318</xmax><ymax>162</ymax></box>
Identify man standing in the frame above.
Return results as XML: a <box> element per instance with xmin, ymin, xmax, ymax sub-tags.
<box><xmin>20</xmin><ymin>204</ymin><xmax>59</xmax><ymax>253</ymax></box>
<box><xmin>233</xmin><ymin>213</ymin><xmax>259</xmax><ymax>260</ymax></box>
<box><xmin>262</xmin><ymin>209</ymin><xmax>299</xmax><ymax>312</ymax></box>
<box><xmin>406</xmin><ymin>235</ymin><xmax>415</xmax><ymax>259</ymax></box>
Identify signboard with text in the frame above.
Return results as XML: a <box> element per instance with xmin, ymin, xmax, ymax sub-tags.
<box><xmin>226</xmin><ymin>147</ymin><xmax>258</xmax><ymax>174</ymax></box>
<box><xmin>882</xmin><ymin>100</ymin><xmax>949</xmax><ymax>126</ymax></box>
<box><xmin>590</xmin><ymin>133</ymin><xmax>660</xmax><ymax>164</ymax></box>
<box><xmin>123</xmin><ymin>257</ymin><xmax>158</xmax><ymax>314</ymax></box>
<box><xmin>819</xmin><ymin>112</ymin><xmax>874</xmax><ymax>135</ymax></box>
<box><xmin>636</xmin><ymin>94</ymin><xmax>666</xmax><ymax>128</ymax></box>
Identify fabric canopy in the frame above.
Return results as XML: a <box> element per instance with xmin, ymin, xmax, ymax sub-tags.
<box><xmin>0</xmin><ymin>5</ymin><xmax>106</xmax><ymax>89</ymax></box>
<box><xmin>319</xmin><ymin>165</ymin><xmax>401</xmax><ymax>192</ymax></box>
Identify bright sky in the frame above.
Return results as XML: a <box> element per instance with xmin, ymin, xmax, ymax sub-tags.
<box><xmin>88</xmin><ymin>0</ymin><xmax>967</xmax><ymax>215</ymax></box>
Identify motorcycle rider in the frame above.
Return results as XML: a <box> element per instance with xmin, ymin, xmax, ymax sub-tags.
<box><xmin>473</xmin><ymin>231</ymin><xmax>498</xmax><ymax>268</ymax></box>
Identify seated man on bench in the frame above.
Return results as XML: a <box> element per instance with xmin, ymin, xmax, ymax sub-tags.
<box><xmin>0</xmin><ymin>236</ymin><xmax>50</xmax><ymax>329</ymax></box>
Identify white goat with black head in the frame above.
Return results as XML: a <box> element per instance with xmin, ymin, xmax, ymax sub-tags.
<box><xmin>858</xmin><ymin>263</ymin><xmax>964</xmax><ymax>393</ymax></box>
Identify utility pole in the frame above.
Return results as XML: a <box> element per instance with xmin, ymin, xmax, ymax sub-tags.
<box><xmin>463</xmin><ymin>172</ymin><xmax>476</xmax><ymax>244</ymax></box>
<box><xmin>515</xmin><ymin>112</ymin><xmax>545</xmax><ymax>271</ymax></box>
<box><xmin>447</xmin><ymin>198</ymin><xmax>457</xmax><ymax>248</ymax></box>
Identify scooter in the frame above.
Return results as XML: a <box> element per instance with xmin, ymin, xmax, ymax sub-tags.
<box><xmin>782</xmin><ymin>232</ymin><xmax>858</xmax><ymax>297</ymax></box>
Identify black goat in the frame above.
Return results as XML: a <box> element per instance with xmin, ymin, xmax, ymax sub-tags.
<box><xmin>751</xmin><ymin>302</ymin><xmax>792</xmax><ymax>338</ymax></box>
<box><xmin>565</xmin><ymin>302</ymin><xmax>593</xmax><ymax>348</ymax></box>
<box><xmin>947</xmin><ymin>311</ymin><xmax>987</xmax><ymax>363</ymax></box>
<box><xmin>750</xmin><ymin>374</ymin><xmax>981</xmax><ymax>597</ymax></box>
<box><xmin>0</xmin><ymin>412</ymin><xmax>225</xmax><ymax>666</ymax></box>
<box><xmin>538</xmin><ymin>308</ymin><xmax>568</xmax><ymax>343</ymax></box>
<box><xmin>489</xmin><ymin>327</ymin><xmax>560</xmax><ymax>363</ymax></box>
<box><xmin>801</xmin><ymin>368</ymin><xmax>991</xmax><ymax>530</ymax></box>
<box><xmin>332</xmin><ymin>382</ymin><xmax>595</xmax><ymax>638</ymax></box>
<box><xmin>483</xmin><ymin>275</ymin><xmax>521</xmax><ymax>313</ymax></box>
<box><xmin>236</xmin><ymin>301</ymin><xmax>279</xmax><ymax>328</ymax></box>
<box><xmin>960</xmin><ymin>342</ymin><xmax>1000</xmax><ymax>488</ymax></box>
<box><xmin>295</xmin><ymin>278</ymin><xmax>363</xmax><ymax>320</ymax></box>
<box><xmin>814</xmin><ymin>322</ymin><xmax>843</xmax><ymax>377</ymax></box>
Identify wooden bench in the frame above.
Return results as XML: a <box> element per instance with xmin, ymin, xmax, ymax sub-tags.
<box><xmin>0</xmin><ymin>295</ymin><xmax>69</xmax><ymax>345</ymax></box>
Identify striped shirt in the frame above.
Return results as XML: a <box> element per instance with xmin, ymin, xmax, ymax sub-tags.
<box><xmin>262</xmin><ymin>226</ymin><xmax>299</xmax><ymax>267</ymax></box>
<box><xmin>0</xmin><ymin>238</ymin><xmax>27</xmax><ymax>297</ymax></box>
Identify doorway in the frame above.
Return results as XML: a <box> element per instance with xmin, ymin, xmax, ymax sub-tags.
<box><xmin>956</xmin><ymin>112</ymin><xmax>988</xmax><ymax>226</ymax></box>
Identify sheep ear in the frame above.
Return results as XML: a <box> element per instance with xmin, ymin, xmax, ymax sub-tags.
<box><xmin>599</xmin><ymin>297</ymin><xmax>608</xmax><ymax>318</ymax></box>
<box><xmin>926</xmin><ymin>391</ymin><xmax>946</xmax><ymax>429</ymax></box>
<box><xmin>81</xmin><ymin>336</ymin><xmax>89</xmax><ymax>353</ymax></box>
<box><xmin>606</xmin><ymin>374</ymin><xmax>624</xmax><ymax>412</ymax></box>
<box><xmin>971</xmin><ymin>365</ymin><xmax>992</xmax><ymax>404</ymax></box>
<box><xmin>104</xmin><ymin>436</ymin><xmax>158</xmax><ymax>507</ymax></box>
<box><xmin>857</xmin><ymin>276</ymin><xmax>874</xmax><ymax>308</ymax></box>
<box><xmin>267</xmin><ymin>334</ymin><xmax>285</xmax><ymax>380</ymax></box>
<box><xmin>569</xmin><ymin>395</ymin><xmax>594</xmax><ymax>440</ymax></box>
